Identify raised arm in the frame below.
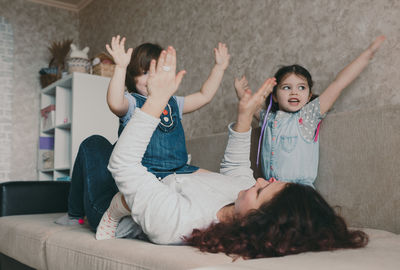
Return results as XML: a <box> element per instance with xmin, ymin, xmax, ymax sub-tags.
<box><xmin>319</xmin><ymin>35</ymin><xmax>385</xmax><ymax>115</ymax></box>
<box><xmin>220</xmin><ymin>78</ymin><xmax>276</xmax><ymax>178</ymax></box>
<box><xmin>106</xmin><ymin>35</ymin><xmax>133</xmax><ymax>117</ymax></box>
<box><xmin>107</xmin><ymin>47</ymin><xmax>190</xmax><ymax>244</ymax></box>
<box><xmin>234</xmin><ymin>75</ymin><xmax>264</xmax><ymax>121</ymax></box>
<box><xmin>142</xmin><ymin>46</ymin><xmax>186</xmax><ymax>117</ymax></box>
<box><xmin>183</xmin><ymin>43</ymin><xmax>230</xmax><ymax>113</ymax></box>
<box><xmin>234</xmin><ymin>77</ymin><xmax>276</xmax><ymax>132</ymax></box>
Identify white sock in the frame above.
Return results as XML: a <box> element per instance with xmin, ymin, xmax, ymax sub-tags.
<box><xmin>96</xmin><ymin>192</ymin><xmax>130</xmax><ymax>240</ymax></box>
<box><xmin>55</xmin><ymin>214</ymin><xmax>80</xmax><ymax>226</ymax></box>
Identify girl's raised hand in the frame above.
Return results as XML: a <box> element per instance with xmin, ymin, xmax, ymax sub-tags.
<box><xmin>105</xmin><ymin>35</ymin><xmax>133</xmax><ymax>68</ymax></box>
<box><xmin>214</xmin><ymin>42</ymin><xmax>230</xmax><ymax>70</ymax></box>
<box><xmin>367</xmin><ymin>35</ymin><xmax>385</xmax><ymax>58</ymax></box>
<box><xmin>234</xmin><ymin>75</ymin><xmax>250</xmax><ymax>100</ymax></box>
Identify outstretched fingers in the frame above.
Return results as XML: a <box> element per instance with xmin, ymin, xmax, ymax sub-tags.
<box><xmin>106</xmin><ymin>35</ymin><xmax>133</xmax><ymax>67</ymax></box>
<box><xmin>126</xmin><ymin>47</ymin><xmax>133</xmax><ymax>58</ymax></box>
<box><xmin>112</xmin><ymin>35</ymin><xmax>120</xmax><ymax>49</ymax></box>
<box><xmin>156</xmin><ymin>50</ymin><xmax>167</xmax><ymax>73</ymax></box>
<box><xmin>255</xmin><ymin>77</ymin><xmax>276</xmax><ymax>101</ymax></box>
<box><xmin>369</xmin><ymin>35</ymin><xmax>385</xmax><ymax>56</ymax></box>
<box><xmin>240</xmin><ymin>88</ymin><xmax>253</xmax><ymax>104</ymax></box>
<box><xmin>164</xmin><ymin>46</ymin><xmax>176</xmax><ymax>73</ymax></box>
<box><xmin>217</xmin><ymin>42</ymin><xmax>228</xmax><ymax>54</ymax></box>
<box><xmin>105</xmin><ymin>43</ymin><xmax>112</xmax><ymax>55</ymax></box>
<box><xmin>148</xmin><ymin>59</ymin><xmax>157</xmax><ymax>78</ymax></box>
<box><xmin>175</xmin><ymin>70</ymin><xmax>186</xmax><ymax>91</ymax></box>
<box><xmin>170</xmin><ymin>47</ymin><xmax>177</xmax><ymax>72</ymax></box>
<box><xmin>106</xmin><ymin>35</ymin><xmax>118</xmax><ymax>55</ymax></box>
<box><xmin>234</xmin><ymin>75</ymin><xmax>249</xmax><ymax>99</ymax></box>
<box><xmin>147</xmin><ymin>46</ymin><xmax>185</xmax><ymax>96</ymax></box>
<box><xmin>120</xmin><ymin>36</ymin><xmax>126</xmax><ymax>51</ymax></box>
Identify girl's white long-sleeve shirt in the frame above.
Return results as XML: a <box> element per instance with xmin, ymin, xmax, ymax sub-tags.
<box><xmin>108</xmin><ymin>108</ymin><xmax>256</xmax><ymax>244</ymax></box>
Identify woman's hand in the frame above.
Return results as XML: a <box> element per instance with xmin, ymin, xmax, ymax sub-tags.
<box><xmin>105</xmin><ymin>35</ymin><xmax>133</xmax><ymax>68</ymax></box>
<box><xmin>234</xmin><ymin>75</ymin><xmax>250</xmax><ymax>100</ymax></box>
<box><xmin>142</xmin><ymin>46</ymin><xmax>186</xmax><ymax>118</ymax></box>
<box><xmin>234</xmin><ymin>77</ymin><xmax>276</xmax><ymax>132</ymax></box>
<box><xmin>214</xmin><ymin>42</ymin><xmax>230</xmax><ymax>71</ymax></box>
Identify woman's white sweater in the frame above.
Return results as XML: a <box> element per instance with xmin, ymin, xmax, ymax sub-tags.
<box><xmin>108</xmin><ymin>108</ymin><xmax>256</xmax><ymax>244</ymax></box>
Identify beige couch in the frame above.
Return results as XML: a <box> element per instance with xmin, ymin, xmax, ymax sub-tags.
<box><xmin>1</xmin><ymin>105</ymin><xmax>399</xmax><ymax>270</ymax></box>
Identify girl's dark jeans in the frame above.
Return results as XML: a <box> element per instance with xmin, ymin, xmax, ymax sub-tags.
<box><xmin>67</xmin><ymin>135</ymin><xmax>118</xmax><ymax>230</ymax></box>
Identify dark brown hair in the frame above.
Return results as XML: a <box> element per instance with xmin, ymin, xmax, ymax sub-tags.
<box><xmin>185</xmin><ymin>183</ymin><xmax>368</xmax><ymax>259</ymax></box>
<box><xmin>125</xmin><ymin>43</ymin><xmax>163</xmax><ymax>93</ymax></box>
<box><xmin>270</xmin><ymin>64</ymin><xmax>318</xmax><ymax>112</ymax></box>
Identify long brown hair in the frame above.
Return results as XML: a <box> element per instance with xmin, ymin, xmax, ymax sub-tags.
<box><xmin>184</xmin><ymin>183</ymin><xmax>368</xmax><ymax>259</ymax></box>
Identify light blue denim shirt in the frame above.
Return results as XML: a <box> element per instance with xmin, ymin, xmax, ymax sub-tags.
<box><xmin>259</xmin><ymin>98</ymin><xmax>326</xmax><ymax>187</ymax></box>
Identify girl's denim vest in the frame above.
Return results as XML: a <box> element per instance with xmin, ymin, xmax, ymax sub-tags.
<box><xmin>118</xmin><ymin>93</ymin><xmax>197</xmax><ymax>179</ymax></box>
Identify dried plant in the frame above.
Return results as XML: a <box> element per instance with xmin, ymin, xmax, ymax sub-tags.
<box><xmin>48</xmin><ymin>39</ymin><xmax>73</xmax><ymax>78</ymax></box>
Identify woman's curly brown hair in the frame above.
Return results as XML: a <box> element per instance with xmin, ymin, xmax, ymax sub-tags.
<box><xmin>184</xmin><ymin>183</ymin><xmax>368</xmax><ymax>259</ymax></box>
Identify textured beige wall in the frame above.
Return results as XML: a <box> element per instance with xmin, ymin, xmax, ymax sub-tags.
<box><xmin>0</xmin><ymin>0</ymin><xmax>79</xmax><ymax>180</ymax></box>
<box><xmin>79</xmin><ymin>0</ymin><xmax>400</xmax><ymax>140</ymax></box>
<box><xmin>2</xmin><ymin>0</ymin><xmax>399</xmax><ymax>180</ymax></box>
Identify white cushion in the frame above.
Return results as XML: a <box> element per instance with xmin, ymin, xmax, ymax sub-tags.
<box><xmin>0</xmin><ymin>213</ymin><xmax>78</xmax><ymax>270</ymax></box>
<box><xmin>1</xmin><ymin>214</ymin><xmax>399</xmax><ymax>270</ymax></box>
<box><xmin>45</xmin><ymin>225</ymin><xmax>232</xmax><ymax>270</ymax></box>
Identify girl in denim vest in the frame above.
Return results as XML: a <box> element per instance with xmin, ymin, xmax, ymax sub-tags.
<box><xmin>56</xmin><ymin>36</ymin><xmax>230</xmax><ymax>226</ymax></box>
<box><xmin>106</xmin><ymin>35</ymin><xmax>230</xmax><ymax>179</ymax></box>
<box><xmin>235</xmin><ymin>36</ymin><xmax>385</xmax><ymax>187</ymax></box>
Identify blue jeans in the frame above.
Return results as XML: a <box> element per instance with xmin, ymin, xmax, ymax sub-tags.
<box><xmin>67</xmin><ymin>135</ymin><xmax>118</xmax><ymax>231</ymax></box>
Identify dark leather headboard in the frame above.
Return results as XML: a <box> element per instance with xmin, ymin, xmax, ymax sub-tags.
<box><xmin>0</xmin><ymin>181</ymin><xmax>70</xmax><ymax>217</ymax></box>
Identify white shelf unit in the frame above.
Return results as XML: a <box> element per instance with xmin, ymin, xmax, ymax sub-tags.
<box><xmin>38</xmin><ymin>73</ymin><xmax>119</xmax><ymax>180</ymax></box>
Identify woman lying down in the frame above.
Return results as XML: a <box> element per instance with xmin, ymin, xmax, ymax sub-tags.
<box><xmin>95</xmin><ymin>46</ymin><xmax>368</xmax><ymax>259</ymax></box>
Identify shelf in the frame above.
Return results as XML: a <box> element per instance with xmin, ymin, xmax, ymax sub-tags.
<box><xmin>40</xmin><ymin>168</ymin><xmax>54</xmax><ymax>173</ymax></box>
<box><xmin>38</xmin><ymin>167</ymin><xmax>70</xmax><ymax>172</ymax></box>
<box><xmin>54</xmin><ymin>166</ymin><xmax>70</xmax><ymax>171</ymax></box>
<box><xmin>38</xmin><ymin>73</ymin><xmax>119</xmax><ymax>180</ymax></box>
<box><xmin>57</xmin><ymin>123</ymin><xmax>71</xmax><ymax>129</ymax></box>
<box><xmin>42</xmin><ymin>128</ymin><xmax>55</xmax><ymax>134</ymax></box>
<box><xmin>41</xmin><ymin>74</ymin><xmax>73</xmax><ymax>94</ymax></box>
<box><xmin>41</xmin><ymin>123</ymin><xmax>71</xmax><ymax>134</ymax></box>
